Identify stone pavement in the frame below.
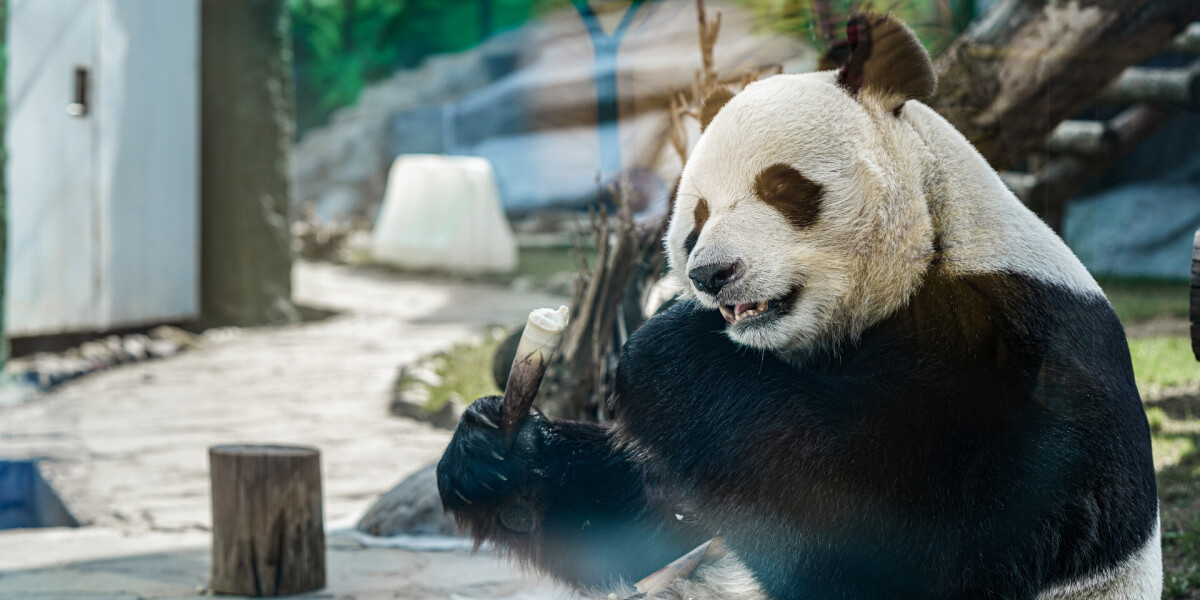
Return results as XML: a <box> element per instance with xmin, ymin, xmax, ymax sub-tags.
<box><xmin>0</xmin><ymin>527</ymin><xmax>569</xmax><ymax>600</ymax></box>
<box><xmin>0</xmin><ymin>261</ymin><xmax>573</xmax><ymax>599</ymax></box>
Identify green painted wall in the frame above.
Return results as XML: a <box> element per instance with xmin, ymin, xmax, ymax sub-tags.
<box><xmin>200</xmin><ymin>0</ymin><xmax>297</xmax><ymax>328</ymax></box>
<box><xmin>291</xmin><ymin>0</ymin><xmax>566</xmax><ymax>133</ymax></box>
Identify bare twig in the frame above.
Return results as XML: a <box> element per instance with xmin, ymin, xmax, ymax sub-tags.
<box><xmin>530</xmin><ymin>0</ymin><xmax>747</xmax><ymax>422</ymax></box>
<box><xmin>696</xmin><ymin>0</ymin><xmax>721</xmax><ymax>91</ymax></box>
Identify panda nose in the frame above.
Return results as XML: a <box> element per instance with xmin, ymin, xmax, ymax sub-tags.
<box><xmin>689</xmin><ymin>261</ymin><xmax>741</xmax><ymax>295</ymax></box>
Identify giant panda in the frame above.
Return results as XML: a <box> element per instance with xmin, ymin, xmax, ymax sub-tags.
<box><xmin>436</xmin><ymin>12</ymin><xmax>1161</xmax><ymax>600</ymax></box>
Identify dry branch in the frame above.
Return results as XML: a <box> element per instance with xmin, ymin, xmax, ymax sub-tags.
<box><xmin>530</xmin><ymin>0</ymin><xmax>738</xmax><ymax>422</ymax></box>
<box><xmin>696</xmin><ymin>0</ymin><xmax>721</xmax><ymax>91</ymax></box>
<box><xmin>1002</xmin><ymin>102</ymin><xmax>1174</xmax><ymax>231</ymax></box>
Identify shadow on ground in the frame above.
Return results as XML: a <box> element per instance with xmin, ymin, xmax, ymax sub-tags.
<box><xmin>0</xmin><ymin>532</ymin><xmax>550</xmax><ymax>600</ymax></box>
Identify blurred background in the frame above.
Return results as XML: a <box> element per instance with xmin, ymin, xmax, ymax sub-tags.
<box><xmin>0</xmin><ymin>0</ymin><xmax>1198</xmax><ymax>598</ymax></box>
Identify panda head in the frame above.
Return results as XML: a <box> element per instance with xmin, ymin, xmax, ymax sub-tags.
<box><xmin>666</xmin><ymin>13</ymin><xmax>939</xmax><ymax>356</ymax></box>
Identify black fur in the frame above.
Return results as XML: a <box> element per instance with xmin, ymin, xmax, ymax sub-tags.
<box><xmin>438</xmin><ymin>270</ymin><xmax>1158</xmax><ymax>599</ymax></box>
<box><xmin>684</xmin><ymin>229</ymin><xmax>700</xmax><ymax>256</ymax></box>
<box><xmin>437</xmin><ymin>397</ymin><xmax>711</xmax><ymax>588</ymax></box>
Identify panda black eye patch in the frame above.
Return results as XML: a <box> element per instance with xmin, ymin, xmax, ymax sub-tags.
<box><xmin>685</xmin><ymin>198</ymin><xmax>709</xmax><ymax>255</ymax></box>
<box><xmin>754</xmin><ymin>163</ymin><xmax>824</xmax><ymax>229</ymax></box>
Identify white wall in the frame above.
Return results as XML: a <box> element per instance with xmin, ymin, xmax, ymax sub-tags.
<box><xmin>96</xmin><ymin>0</ymin><xmax>200</xmax><ymax>327</ymax></box>
<box><xmin>6</xmin><ymin>0</ymin><xmax>199</xmax><ymax>337</ymax></box>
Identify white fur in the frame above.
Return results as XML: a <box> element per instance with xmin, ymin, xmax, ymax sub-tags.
<box><xmin>899</xmin><ymin>100</ymin><xmax>1100</xmax><ymax>295</ymax></box>
<box><xmin>665</xmin><ymin>71</ymin><xmax>1102</xmax><ymax>359</ymax></box>
<box><xmin>1036</xmin><ymin>512</ymin><xmax>1162</xmax><ymax>600</ymax></box>
<box><xmin>658</xmin><ymin>68</ymin><xmax>1151</xmax><ymax>599</ymax></box>
<box><xmin>603</xmin><ymin>554</ymin><xmax>769</xmax><ymax>600</ymax></box>
<box><xmin>606</xmin><ymin>530</ymin><xmax>1163</xmax><ymax>600</ymax></box>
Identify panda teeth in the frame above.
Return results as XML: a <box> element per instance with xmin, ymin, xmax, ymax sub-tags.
<box><xmin>721</xmin><ymin>300</ymin><xmax>775</xmax><ymax>324</ymax></box>
<box><xmin>719</xmin><ymin>305</ymin><xmax>735</xmax><ymax>323</ymax></box>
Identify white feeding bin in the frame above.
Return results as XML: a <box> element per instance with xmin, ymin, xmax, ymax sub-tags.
<box><xmin>371</xmin><ymin>154</ymin><xmax>517</xmax><ymax>273</ymax></box>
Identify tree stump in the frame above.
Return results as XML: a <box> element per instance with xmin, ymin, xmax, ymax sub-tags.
<box><xmin>209</xmin><ymin>445</ymin><xmax>325</xmax><ymax>596</ymax></box>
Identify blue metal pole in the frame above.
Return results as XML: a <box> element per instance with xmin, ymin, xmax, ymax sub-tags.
<box><xmin>573</xmin><ymin>0</ymin><xmax>645</xmax><ymax>181</ymax></box>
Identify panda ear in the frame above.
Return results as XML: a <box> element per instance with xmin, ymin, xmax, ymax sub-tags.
<box><xmin>700</xmin><ymin>86</ymin><xmax>735</xmax><ymax>132</ymax></box>
<box><xmin>836</xmin><ymin>13</ymin><xmax>936</xmax><ymax>113</ymax></box>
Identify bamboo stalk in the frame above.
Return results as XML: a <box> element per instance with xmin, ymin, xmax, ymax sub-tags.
<box><xmin>499</xmin><ymin>306</ymin><xmax>569</xmax><ymax>446</ymax></box>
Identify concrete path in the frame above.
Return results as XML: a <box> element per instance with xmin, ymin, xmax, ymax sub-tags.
<box><xmin>0</xmin><ymin>261</ymin><xmax>572</xmax><ymax>599</ymax></box>
<box><xmin>0</xmin><ymin>527</ymin><xmax>568</xmax><ymax>600</ymax></box>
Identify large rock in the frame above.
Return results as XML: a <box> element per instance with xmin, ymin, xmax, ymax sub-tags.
<box><xmin>449</xmin><ymin>1</ymin><xmax>814</xmax><ymax>148</ymax></box>
<box><xmin>293</xmin><ymin>32</ymin><xmax>527</xmax><ymax>221</ymax></box>
<box><xmin>1064</xmin><ymin>183</ymin><xmax>1200</xmax><ymax>280</ymax></box>
<box><xmin>467</xmin><ymin>114</ymin><xmax>672</xmax><ymax>215</ymax></box>
<box><xmin>402</xmin><ymin>1</ymin><xmax>814</xmax><ymax>215</ymax></box>
<box><xmin>297</xmin><ymin>1</ymin><xmax>815</xmax><ymax>221</ymax></box>
<box><xmin>371</xmin><ymin>155</ymin><xmax>518</xmax><ymax>273</ymax></box>
<box><xmin>1064</xmin><ymin>113</ymin><xmax>1200</xmax><ymax>281</ymax></box>
<box><xmin>357</xmin><ymin>464</ymin><xmax>459</xmax><ymax>538</ymax></box>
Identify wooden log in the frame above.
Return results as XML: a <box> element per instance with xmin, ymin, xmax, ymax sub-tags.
<box><xmin>1098</xmin><ymin>64</ymin><xmax>1200</xmax><ymax>109</ymax></box>
<box><xmin>1006</xmin><ymin>102</ymin><xmax>1174</xmax><ymax>231</ymax></box>
<box><xmin>1166</xmin><ymin>22</ymin><xmax>1200</xmax><ymax>56</ymax></box>
<box><xmin>1043</xmin><ymin>120</ymin><xmax>1116</xmax><ymax>156</ymax></box>
<box><xmin>209</xmin><ymin>445</ymin><xmax>325</xmax><ymax>596</ymax></box>
<box><xmin>929</xmin><ymin>0</ymin><xmax>1200</xmax><ymax>170</ymax></box>
<box><xmin>1191</xmin><ymin>229</ymin><xmax>1200</xmax><ymax>361</ymax></box>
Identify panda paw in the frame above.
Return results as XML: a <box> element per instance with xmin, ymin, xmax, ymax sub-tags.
<box><xmin>436</xmin><ymin>395</ymin><xmax>548</xmax><ymax>512</ymax></box>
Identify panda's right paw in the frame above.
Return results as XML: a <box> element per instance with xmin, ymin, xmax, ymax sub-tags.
<box><xmin>436</xmin><ymin>395</ymin><xmax>547</xmax><ymax>512</ymax></box>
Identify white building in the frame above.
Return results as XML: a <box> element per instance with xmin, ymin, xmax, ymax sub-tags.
<box><xmin>6</xmin><ymin>0</ymin><xmax>199</xmax><ymax>337</ymax></box>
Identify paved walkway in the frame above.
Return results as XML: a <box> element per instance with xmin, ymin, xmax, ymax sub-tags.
<box><xmin>0</xmin><ymin>261</ymin><xmax>572</xmax><ymax>599</ymax></box>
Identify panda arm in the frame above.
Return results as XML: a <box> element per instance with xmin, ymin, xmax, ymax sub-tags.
<box><xmin>533</xmin><ymin>418</ymin><xmax>715</xmax><ymax>587</ymax></box>
<box><xmin>437</xmin><ymin>397</ymin><xmax>713</xmax><ymax>590</ymax></box>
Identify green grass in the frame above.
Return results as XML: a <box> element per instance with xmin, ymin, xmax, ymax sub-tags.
<box><xmin>1131</xmin><ymin>337</ymin><xmax>1200</xmax><ymax>393</ymax></box>
<box><xmin>1102</xmin><ymin>274</ymin><xmax>1200</xmax><ymax>597</ymax></box>
<box><xmin>403</xmin><ymin>336</ymin><xmax>502</xmax><ymax>415</ymax></box>
<box><xmin>1156</xmin><ymin>420</ymin><xmax>1200</xmax><ymax>599</ymax></box>
<box><xmin>513</xmin><ymin>246</ymin><xmax>590</xmax><ymax>281</ymax></box>
<box><xmin>397</xmin><ymin>248</ymin><xmax>583</xmax><ymax>414</ymax></box>
<box><xmin>1098</xmin><ymin>276</ymin><xmax>1191</xmax><ymax>323</ymax></box>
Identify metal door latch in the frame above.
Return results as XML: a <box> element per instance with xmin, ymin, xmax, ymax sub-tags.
<box><xmin>67</xmin><ymin>66</ymin><xmax>89</xmax><ymax>117</ymax></box>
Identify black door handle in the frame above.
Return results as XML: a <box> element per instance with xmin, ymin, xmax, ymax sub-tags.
<box><xmin>67</xmin><ymin>66</ymin><xmax>89</xmax><ymax>117</ymax></box>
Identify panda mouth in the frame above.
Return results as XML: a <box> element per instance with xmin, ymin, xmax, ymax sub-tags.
<box><xmin>720</xmin><ymin>300</ymin><xmax>776</xmax><ymax>324</ymax></box>
<box><xmin>719</xmin><ymin>287</ymin><xmax>799</xmax><ymax>325</ymax></box>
